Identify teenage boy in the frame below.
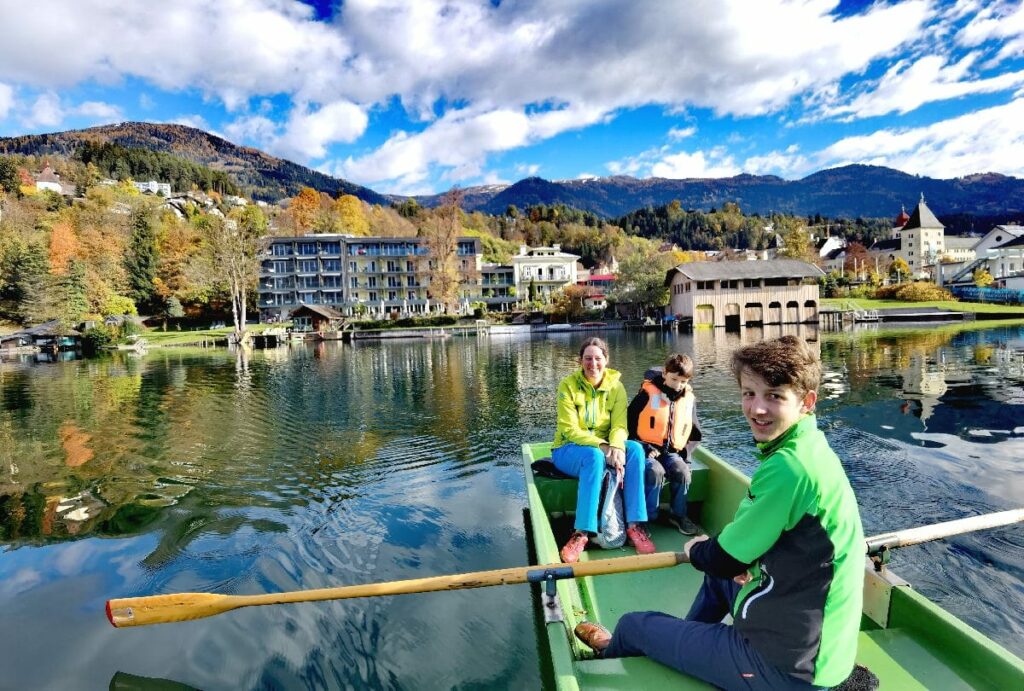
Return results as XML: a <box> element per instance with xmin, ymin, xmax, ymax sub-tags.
<box><xmin>627</xmin><ymin>353</ymin><xmax>702</xmax><ymax>535</ymax></box>
<box><xmin>575</xmin><ymin>336</ymin><xmax>865</xmax><ymax>690</ymax></box>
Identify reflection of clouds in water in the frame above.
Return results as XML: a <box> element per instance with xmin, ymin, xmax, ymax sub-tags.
<box><xmin>910</xmin><ymin>431</ymin><xmax>1024</xmax><ymax>506</ymax></box>
<box><xmin>0</xmin><ymin>567</ymin><xmax>42</xmax><ymax>598</ymax></box>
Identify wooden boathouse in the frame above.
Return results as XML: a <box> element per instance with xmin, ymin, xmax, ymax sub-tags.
<box><xmin>665</xmin><ymin>259</ymin><xmax>824</xmax><ymax>328</ymax></box>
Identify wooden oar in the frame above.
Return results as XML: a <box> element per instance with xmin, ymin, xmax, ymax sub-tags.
<box><xmin>864</xmin><ymin>507</ymin><xmax>1024</xmax><ymax>555</ymax></box>
<box><xmin>106</xmin><ymin>551</ymin><xmax>689</xmax><ymax>628</ymax></box>
<box><xmin>107</xmin><ymin>507</ymin><xmax>1024</xmax><ymax>628</ymax></box>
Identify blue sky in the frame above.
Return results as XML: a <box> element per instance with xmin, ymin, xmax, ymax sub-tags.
<box><xmin>2</xmin><ymin>0</ymin><xmax>1024</xmax><ymax>195</ymax></box>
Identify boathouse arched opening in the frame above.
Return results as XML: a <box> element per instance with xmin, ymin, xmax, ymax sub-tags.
<box><xmin>768</xmin><ymin>301</ymin><xmax>782</xmax><ymax>324</ymax></box>
<box><xmin>744</xmin><ymin>302</ymin><xmax>763</xmax><ymax>325</ymax></box>
<box><xmin>695</xmin><ymin>304</ymin><xmax>714</xmax><ymax>327</ymax></box>
<box><xmin>724</xmin><ymin>303</ymin><xmax>741</xmax><ymax>331</ymax></box>
<box><xmin>785</xmin><ymin>300</ymin><xmax>799</xmax><ymax>323</ymax></box>
<box><xmin>803</xmin><ymin>300</ymin><xmax>818</xmax><ymax>323</ymax></box>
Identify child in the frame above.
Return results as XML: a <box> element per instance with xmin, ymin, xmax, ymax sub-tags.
<box><xmin>575</xmin><ymin>336</ymin><xmax>865</xmax><ymax>690</ymax></box>
<box><xmin>627</xmin><ymin>353</ymin><xmax>702</xmax><ymax>535</ymax></box>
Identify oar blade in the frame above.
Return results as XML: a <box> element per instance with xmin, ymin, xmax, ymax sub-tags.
<box><xmin>107</xmin><ymin>592</ymin><xmax>237</xmax><ymax>628</ymax></box>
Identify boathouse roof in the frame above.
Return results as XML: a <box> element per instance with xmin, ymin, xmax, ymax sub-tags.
<box><xmin>290</xmin><ymin>303</ymin><xmax>345</xmax><ymax>320</ymax></box>
<box><xmin>664</xmin><ymin>259</ymin><xmax>823</xmax><ymax>284</ymax></box>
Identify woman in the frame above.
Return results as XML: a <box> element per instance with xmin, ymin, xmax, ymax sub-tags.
<box><xmin>552</xmin><ymin>337</ymin><xmax>655</xmax><ymax>563</ymax></box>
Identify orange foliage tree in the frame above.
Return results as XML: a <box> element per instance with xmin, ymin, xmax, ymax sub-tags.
<box><xmin>48</xmin><ymin>220</ymin><xmax>79</xmax><ymax>274</ymax></box>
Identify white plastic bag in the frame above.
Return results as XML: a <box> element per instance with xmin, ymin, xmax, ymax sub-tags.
<box><xmin>591</xmin><ymin>468</ymin><xmax>626</xmax><ymax>549</ymax></box>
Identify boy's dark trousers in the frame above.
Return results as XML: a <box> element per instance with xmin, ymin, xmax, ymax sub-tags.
<box><xmin>603</xmin><ymin>573</ymin><xmax>824</xmax><ymax>690</ymax></box>
<box><xmin>641</xmin><ymin>442</ymin><xmax>691</xmax><ymax>520</ymax></box>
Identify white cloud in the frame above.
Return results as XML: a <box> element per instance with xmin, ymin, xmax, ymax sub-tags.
<box><xmin>274</xmin><ymin>100</ymin><xmax>368</xmax><ymax>160</ymax></box>
<box><xmin>667</xmin><ymin>126</ymin><xmax>697</xmax><ymax>141</ymax></box>
<box><xmin>76</xmin><ymin>101</ymin><xmax>121</xmax><ymax>119</ymax></box>
<box><xmin>743</xmin><ymin>146</ymin><xmax>810</xmax><ymax>177</ymax></box>
<box><xmin>514</xmin><ymin>163</ymin><xmax>540</xmax><ymax>176</ymax></box>
<box><xmin>816</xmin><ymin>97</ymin><xmax>1024</xmax><ymax>177</ymax></box>
<box><xmin>224</xmin><ymin>115</ymin><xmax>278</xmax><ymax>148</ymax></box>
<box><xmin>957</xmin><ymin>1</ymin><xmax>1024</xmax><ymax>63</ymax></box>
<box><xmin>334</xmin><ymin>103</ymin><xmax>603</xmax><ymax>187</ymax></box>
<box><xmin>0</xmin><ymin>0</ymin><xmax>936</xmax><ymax>181</ymax></box>
<box><xmin>820</xmin><ymin>53</ymin><xmax>1024</xmax><ymax>120</ymax></box>
<box><xmin>172</xmin><ymin>114</ymin><xmax>212</xmax><ymax>131</ymax></box>
<box><xmin>26</xmin><ymin>92</ymin><xmax>63</xmax><ymax>128</ymax></box>
<box><xmin>651</xmin><ymin>149</ymin><xmax>740</xmax><ymax>179</ymax></box>
<box><xmin>0</xmin><ymin>83</ymin><xmax>13</xmax><ymax>120</ymax></box>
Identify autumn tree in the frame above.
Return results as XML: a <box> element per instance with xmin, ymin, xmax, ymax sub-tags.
<box><xmin>335</xmin><ymin>194</ymin><xmax>369</xmax><ymax>235</ymax></box>
<box><xmin>889</xmin><ymin>257</ymin><xmax>910</xmax><ymax>282</ymax></box>
<box><xmin>55</xmin><ymin>260</ymin><xmax>89</xmax><ymax>328</ymax></box>
<box><xmin>421</xmin><ymin>188</ymin><xmax>463</xmax><ymax>313</ymax></box>
<box><xmin>550</xmin><ymin>284</ymin><xmax>590</xmax><ymax>321</ymax></box>
<box><xmin>608</xmin><ymin>238</ymin><xmax>676</xmax><ymax>317</ymax></box>
<box><xmin>842</xmin><ymin>242</ymin><xmax>869</xmax><ymax>276</ymax></box>
<box><xmin>973</xmin><ymin>267</ymin><xmax>994</xmax><ymax>288</ymax></box>
<box><xmin>48</xmin><ymin>220</ymin><xmax>80</xmax><ymax>275</ymax></box>
<box><xmin>208</xmin><ymin>205</ymin><xmax>267</xmax><ymax>343</ymax></box>
<box><xmin>776</xmin><ymin>219</ymin><xmax>817</xmax><ymax>263</ymax></box>
<box><xmin>289</xmin><ymin>186</ymin><xmax>320</xmax><ymax>235</ymax></box>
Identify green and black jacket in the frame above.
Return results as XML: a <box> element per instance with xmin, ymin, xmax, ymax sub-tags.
<box><xmin>690</xmin><ymin>414</ymin><xmax>864</xmax><ymax>687</ymax></box>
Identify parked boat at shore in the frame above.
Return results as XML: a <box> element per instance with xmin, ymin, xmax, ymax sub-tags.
<box><xmin>522</xmin><ymin>441</ymin><xmax>1024</xmax><ymax>690</ymax></box>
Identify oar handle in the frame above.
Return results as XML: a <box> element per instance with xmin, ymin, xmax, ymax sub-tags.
<box><xmin>107</xmin><ymin>551</ymin><xmax>689</xmax><ymax>627</ymax></box>
<box><xmin>865</xmin><ymin>508</ymin><xmax>1024</xmax><ymax>555</ymax></box>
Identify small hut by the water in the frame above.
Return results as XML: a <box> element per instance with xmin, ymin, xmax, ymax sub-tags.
<box><xmin>290</xmin><ymin>304</ymin><xmax>346</xmax><ymax>333</ymax></box>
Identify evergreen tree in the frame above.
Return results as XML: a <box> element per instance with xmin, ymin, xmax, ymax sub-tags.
<box><xmin>56</xmin><ymin>259</ymin><xmax>89</xmax><ymax>328</ymax></box>
<box><xmin>125</xmin><ymin>210</ymin><xmax>159</xmax><ymax>311</ymax></box>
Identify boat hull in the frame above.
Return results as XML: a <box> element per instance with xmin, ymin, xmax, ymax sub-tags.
<box><xmin>522</xmin><ymin>442</ymin><xmax>1024</xmax><ymax>690</ymax></box>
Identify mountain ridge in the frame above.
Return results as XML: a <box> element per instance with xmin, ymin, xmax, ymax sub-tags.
<box><xmin>3</xmin><ymin>122</ymin><xmax>1023</xmax><ymax>221</ymax></box>
<box><xmin>0</xmin><ymin>122</ymin><xmax>388</xmax><ymax>205</ymax></box>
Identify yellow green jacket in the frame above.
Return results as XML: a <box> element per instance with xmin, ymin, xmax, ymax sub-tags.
<box><xmin>553</xmin><ymin>368</ymin><xmax>629</xmax><ymax>450</ymax></box>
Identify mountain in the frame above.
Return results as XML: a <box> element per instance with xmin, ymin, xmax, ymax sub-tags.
<box><xmin>408</xmin><ymin>166</ymin><xmax>1024</xmax><ymax>220</ymax></box>
<box><xmin>0</xmin><ymin>122</ymin><xmax>388</xmax><ymax>205</ymax></box>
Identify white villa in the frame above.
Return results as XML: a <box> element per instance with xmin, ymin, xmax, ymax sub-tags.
<box><xmin>512</xmin><ymin>244</ymin><xmax>580</xmax><ymax>303</ymax></box>
<box><xmin>665</xmin><ymin>259</ymin><xmax>824</xmax><ymax>328</ymax></box>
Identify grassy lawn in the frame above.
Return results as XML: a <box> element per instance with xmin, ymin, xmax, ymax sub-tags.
<box><xmin>821</xmin><ymin>298</ymin><xmax>1024</xmax><ymax>314</ymax></box>
<box><xmin>142</xmin><ymin>322</ymin><xmax>284</xmax><ymax>346</ymax></box>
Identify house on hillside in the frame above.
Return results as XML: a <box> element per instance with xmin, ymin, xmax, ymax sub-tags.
<box><xmin>34</xmin><ymin>164</ymin><xmax>76</xmax><ymax>196</ymax></box>
<box><xmin>665</xmin><ymin>259</ymin><xmax>824</xmax><ymax>328</ymax></box>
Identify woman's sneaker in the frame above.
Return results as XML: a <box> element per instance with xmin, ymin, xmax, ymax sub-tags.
<box><xmin>626</xmin><ymin>525</ymin><xmax>656</xmax><ymax>554</ymax></box>
<box><xmin>668</xmin><ymin>514</ymin><xmax>699</xmax><ymax>535</ymax></box>
<box><xmin>560</xmin><ymin>532</ymin><xmax>589</xmax><ymax>563</ymax></box>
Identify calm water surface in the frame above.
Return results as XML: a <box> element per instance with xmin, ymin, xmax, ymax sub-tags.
<box><xmin>1</xmin><ymin>323</ymin><xmax>1023</xmax><ymax>689</ymax></box>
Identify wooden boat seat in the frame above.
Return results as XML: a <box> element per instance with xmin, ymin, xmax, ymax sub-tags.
<box><xmin>530</xmin><ymin>443</ymin><xmax>709</xmax><ymax>515</ymax></box>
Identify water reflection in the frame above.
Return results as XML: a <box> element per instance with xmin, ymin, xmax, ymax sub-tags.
<box><xmin>0</xmin><ymin>323</ymin><xmax>1022</xmax><ymax>688</ymax></box>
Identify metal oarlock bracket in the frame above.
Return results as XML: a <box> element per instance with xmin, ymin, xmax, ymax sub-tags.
<box><xmin>527</xmin><ymin>567</ymin><xmax>573</xmax><ymax>623</ymax></box>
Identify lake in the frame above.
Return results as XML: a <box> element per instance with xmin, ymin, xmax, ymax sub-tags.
<box><xmin>1</xmin><ymin>322</ymin><xmax>1022</xmax><ymax>689</ymax></box>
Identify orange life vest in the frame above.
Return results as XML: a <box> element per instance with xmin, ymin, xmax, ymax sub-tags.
<box><xmin>636</xmin><ymin>380</ymin><xmax>694</xmax><ymax>451</ymax></box>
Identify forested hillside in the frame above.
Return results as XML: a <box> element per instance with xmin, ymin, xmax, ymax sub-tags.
<box><xmin>0</xmin><ymin>122</ymin><xmax>388</xmax><ymax>204</ymax></box>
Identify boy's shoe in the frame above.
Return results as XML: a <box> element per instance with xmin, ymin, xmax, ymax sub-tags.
<box><xmin>668</xmin><ymin>514</ymin><xmax>699</xmax><ymax>535</ymax></box>
<box><xmin>560</xmin><ymin>532</ymin><xmax>589</xmax><ymax>563</ymax></box>
<box><xmin>626</xmin><ymin>524</ymin><xmax>656</xmax><ymax>554</ymax></box>
<box><xmin>574</xmin><ymin>621</ymin><xmax>612</xmax><ymax>654</ymax></box>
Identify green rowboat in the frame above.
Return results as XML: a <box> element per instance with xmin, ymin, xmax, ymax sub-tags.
<box><xmin>522</xmin><ymin>442</ymin><xmax>1024</xmax><ymax>690</ymax></box>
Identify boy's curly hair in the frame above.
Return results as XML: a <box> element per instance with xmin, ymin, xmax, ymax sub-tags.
<box><xmin>730</xmin><ymin>335</ymin><xmax>821</xmax><ymax>395</ymax></box>
<box><xmin>664</xmin><ymin>353</ymin><xmax>694</xmax><ymax>378</ymax></box>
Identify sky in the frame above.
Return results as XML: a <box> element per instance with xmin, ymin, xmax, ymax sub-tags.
<box><xmin>2</xmin><ymin>0</ymin><xmax>1024</xmax><ymax>196</ymax></box>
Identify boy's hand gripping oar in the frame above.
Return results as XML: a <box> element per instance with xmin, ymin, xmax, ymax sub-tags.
<box><xmin>107</xmin><ymin>507</ymin><xmax>1024</xmax><ymax>628</ymax></box>
<box><xmin>106</xmin><ymin>551</ymin><xmax>690</xmax><ymax>628</ymax></box>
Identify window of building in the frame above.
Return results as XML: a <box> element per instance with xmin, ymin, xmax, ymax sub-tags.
<box><xmin>322</xmin><ymin>259</ymin><xmax>341</xmax><ymax>272</ymax></box>
<box><xmin>388</xmin><ymin>291</ymin><xmax>397</xmax><ymax>301</ymax></box>
<box><xmin>408</xmin><ymin>291</ymin><xmax>416</xmax><ymax>300</ymax></box>
<box><xmin>272</xmin><ymin>260</ymin><xmax>290</xmax><ymax>273</ymax></box>
<box><xmin>297</xmin><ymin>242</ymin><xmax>317</xmax><ymax>255</ymax></box>
<box><xmin>298</xmin><ymin>259</ymin><xmax>318</xmax><ymax>273</ymax></box>
<box><xmin>407</xmin><ymin>276</ymin><xmax>416</xmax><ymax>286</ymax></box>
<box><xmin>272</xmin><ymin>243</ymin><xmax>291</xmax><ymax>256</ymax></box>
<box><xmin>368</xmin><ymin>277</ymin><xmax>377</xmax><ymax>288</ymax></box>
<box><xmin>369</xmin><ymin>261</ymin><xmax>377</xmax><ymax>272</ymax></box>
<box><xmin>743</xmin><ymin>279</ymin><xmax>760</xmax><ymax>288</ymax></box>
<box><xmin>387</xmin><ymin>260</ymin><xmax>399</xmax><ymax>272</ymax></box>
<box><xmin>406</xmin><ymin>261</ymin><xmax>415</xmax><ymax>272</ymax></box>
<box><xmin>685</xmin><ymin>283</ymin><xmax>691</xmax><ymax>292</ymax></box>
<box><xmin>321</xmin><ymin>242</ymin><xmax>340</xmax><ymax>255</ymax></box>
<box><xmin>350</xmin><ymin>277</ymin><xmax>358</xmax><ymax>288</ymax></box>
<box><xmin>349</xmin><ymin>261</ymin><xmax>357</xmax><ymax>272</ymax></box>
<box><xmin>388</xmin><ymin>277</ymin><xmax>401</xmax><ymax>287</ymax></box>
<box><xmin>368</xmin><ymin>291</ymin><xmax>378</xmax><ymax>301</ymax></box>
